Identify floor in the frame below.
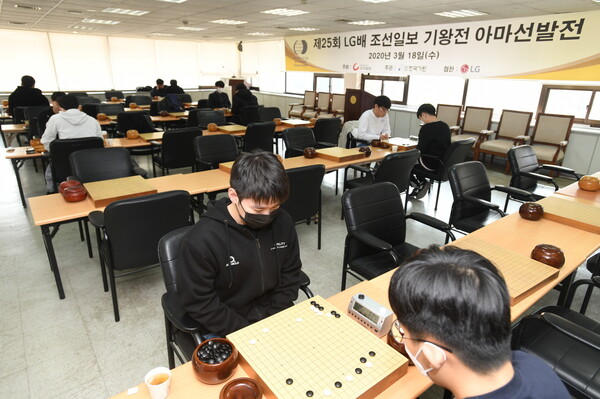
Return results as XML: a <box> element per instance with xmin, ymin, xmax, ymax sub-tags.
<box><xmin>1</xmin><ymin>146</ymin><xmax>597</xmax><ymax>399</ymax></box>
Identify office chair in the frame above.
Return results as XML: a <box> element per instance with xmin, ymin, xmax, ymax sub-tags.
<box><xmin>282</xmin><ymin>127</ymin><xmax>316</xmax><ymax>158</ymax></box>
<box><xmin>312</xmin><ymin>117</ymin><xmax>342</xmax><ymax>148</ymax></box>
<box><xmin>116</xmin><ymin>111</ymin><xmax>161</xmax><ymax>157</ymax></box>
<box><xmin>89</xmin><ymin>190</ymin><xmax>194</xmax><ymax>322</ymax></box>
<box><xmin>129</xmin><ymin>95</ymin><xmax>152</xmax><ymax>106</ymax></box>
<box><xmin>341</xmin><ymin>182</ymin><xmax>455</xmax><ymax>290</ymax></box>
<box><xmin>49</xmin><ymin>137</ymin><xmax>105</xmax><ymax>191</ymax></box>
<box><xmin>98</xmin><ymin>103</ymin><xmax>125</xmax><ymax>117</ymax></box>
<box><xmin>68</xmin><ymin>92</ymin><xmax>88</xmax><ymax>98</ymax></box>
<box><xmin>197</xmin><ymin>99</ymin><xmax>210</xmax><ymax>109</ymax></box>
<box><xmin>105</xmin><ymin>90</ymin><xmax>124</xmax><ymax>100</ymax></box>
<box><xmin>187</xmin><ymin>110</ymin><xmax>226</xmax><ymax>129</ymax></box>
<box><xmin>243</xmin><ymin>121</ymin><xmax>275</xmax><ymax>152</ymax></box>
<box><xmin>153</xmin><ymin>127</ymin><xmax>202</xmax><ymax>176</ymax></box>
<box><xmin>70</xmin><ymin>147</ymin><xmax>147</xmax><ymax>183</ymax></box>
<box><xmin>77</xmin><ymin>97</ymin><xmax>101</xmax><ymax>105</ymax></box>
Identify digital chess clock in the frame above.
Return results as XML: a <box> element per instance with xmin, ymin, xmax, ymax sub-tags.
<box><xmin>348</xmin><ymin>293</ymin><xmax>395</xmax><ymax>338</ymax></box>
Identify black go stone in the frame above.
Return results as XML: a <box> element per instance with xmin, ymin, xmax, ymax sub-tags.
<box><xmin>360</xmin><ymin>357</ymin><xmax>367</xmax><ymax>363</ymax></box>
<box><xmin>355</xmin><ymin>368</ymin><xmax>362</xmax><ymax>374</ymax></box>
<box><xmin>318</xmin><ymin>306</ymin><xmax>324</xmax><ymax>311</ymax></box>
<box><xmin>286</xmin><ymin>378</ymin><xmax>293</xmax><ymax>385</ymax></box>
<box><xmin>197</xmin><ymin>341</ymin><xmax>232</xmax><ymax>364</ymax></box>
<box><xmin>306</xmin><ymin>390</ymin><xmax>314</xmax><ymax>397</ymax></box>
<box><xmin>310</xmin><ymin>301</ymin><xmax>316</xmax><ymax>306</ymax></box>
<box><xmin>369</xmin><ymin>351</ymin><xmax>376</xmax><ymax>357</ymax></box>
<box><xmin>334</xmin><ymin>313</ymin><xmax>341</xmax><ymax>318</ymax></box>
<box><xmin>335</xmin><ymin>381</ymin><xmax>342</xmax><ymax>388</ymax></box>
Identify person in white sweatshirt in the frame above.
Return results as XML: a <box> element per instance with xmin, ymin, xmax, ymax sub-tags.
<box><xmin>353</xmin><ymin>95</ymin><xmax>392</xmax><ymax>143</ymax></box>
<box><xmin>41</xmin><ymin>94</ymin><xmax>103</xmax><ymax>192</ymax></box>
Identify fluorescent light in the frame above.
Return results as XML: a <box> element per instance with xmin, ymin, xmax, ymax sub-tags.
<box><xmin>102</xmin><ymin>8</ymin><xmax>149</xmax><ymax>16</ymax></box>
<box><xmin>72</xmin><ymin>26</ymin><xmax>99</xmax><ymax>30</ymax></box>
<box><xmin>156</xmin><ymin>0</ymin><xmax>187</xmax><ymax>3</ymax></box>
<box><xmin>151</xmin><ymin>33</ymin><xmax>175</xmax><ymax>36</ymax></box>
<box><xmin>261</xmin><ymin>8</ymin><xmax>309</xmax><ymax>16</ymax></box>
<box><xmin>348</xmin><ymin>20</ymin><xmax>386</xmax><ymax>25</ymax></box>
<box><xmin>247</xmin><ymin>32</ymin><xmax>273</xmax><ymax>36</ymax></box>
<box><xmin>175</xmin><ymin>26</ymin><xmax>205</xmax><ymax>31</ymax></box>
<box><xmin>81</xmin><ymin>18</ymin><xmax>120</xmax><ymax>25</ymax></box>
<box><xmin>289</xmin><ymin>27</ymin><xmax>319</xmax><ymax>31</ymax></box>
<box><xmin>210</xmin><ymin>19</ymin><xmax>248</xmax><ymax>25</ymax></box>
<box><xmin>358</xmin><ymin>0</ymin><xmax>396</xmax><ymax>3</ymax></box>
<box><xmin>435</xmin><ymin>9</ymin><xmax>488</xmax><ymax>18</ymax></box>
<box><xmin>14</xmin><ymin>4</ymin><xmax>41</xmax><ymax>10</ymax></box>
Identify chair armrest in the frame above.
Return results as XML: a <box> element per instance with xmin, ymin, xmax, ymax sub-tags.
<box><xmin>540</xmin><ymin>164</ymin><xmax>578</xmax><ymax>178</ymax></box>
<box><xmin>515</xmin><ymin>135</ymin><xmax>531</xmax><ymax>142</ymax></box>
<box><xmin>88</xmin><ymin>211</ymin><xmax>105</xmax><ymax>228</ymax></box>
<box><xmin>350</xmin><ymin>230</ymin><xmax>393</xmax><ymax>252</ymax></box>
<box><xmin>480</xmin><ymin>130</ymin><xmax>495</xmax><ymax>136</ymax></box>
<box><xmin>347</xmin><ymin>164</ymin><xmax>372</xmax><ymax>174</ymax></box>
<box><xmin>493</xmin><ymin>184</ymin><xmax>537</xmax><ymax>200</ymax></box>
<box><xmin>289</xmin><ymin>103</ymin><xmax>302</xmax><ymax>107</ymax></box>
<box><xmin>449</xmin><ymin>125</ymin><xmax>460</xmax><ymax>131</ymax></box>
<box><xmin>196</xmin><ymin>160</ymin><xmax>215</xmax><ymax>169</ymax></box>
<box><xmin>133</xmin><ymin>166</ymin><xmax>148</xmax><ymax>178</ymax></box>
<box><xmin>559</xmin><ymin>140</ymin><xmax>568</xmax><ymax>148</ymax></box>
<box><xmin>539</xmin><ymin>312</ymin><xmax>600</xmax><ymax>352</ymax></box>
<box><xmin>150</xmin><ymin>141</ymin><xmax>162</xmax><ymax>146</ymax></box>
<box><xmin>407</xmin><ymin>213</ymin><xmax>454</xmax><ymax>241</ymax></box>
<box><xmin>462</xmin><ymin>195</ymin><xmax>505</xmax><ymax>216</ymax></box>
<box><xmin>161</xmin><ymin>293</ymin><xmax>203</xmax><ymax>335</ymax></box>
<box><xmin>519</xmin><ymin>170</ymin><xmax>554</xmax><ymax>183</ymax></box>
<box><xmin>316</xmin><ymin>141</ymin><xmax>336</xmax><ymax>148</ymax></box>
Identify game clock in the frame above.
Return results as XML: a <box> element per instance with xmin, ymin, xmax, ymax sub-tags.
<box><xmin>348</xmin><ymin>293</ymin><xmax>395</xmax><ymax>338</ymax></box>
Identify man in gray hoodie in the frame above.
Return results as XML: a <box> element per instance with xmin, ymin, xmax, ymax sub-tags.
<box><xmin>41</xmin><ymin>94</ymin><xmax>103</xmax><ymax>192</ymax></box>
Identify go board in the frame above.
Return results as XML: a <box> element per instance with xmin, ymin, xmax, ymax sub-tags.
<box><xmin>282</xmin><ymin>119</ymin><xmax>310</xmax><ymax>126</ymax></box>
<box><xmin>538</xmin><ymin>196</ymin><xmax>600</xmax><ymax>234</ymax></box>
<box><xmin>227</xmin><ymin>296</ymin><xmax>408</xmax><ymax>399</ymax></box>
<box><xmin>451</xmin><ymin>236</ymin><xmax>559</xmax><ymax>305</ymax></box>
<box><xmin>83</xmin><ymin>175</ymin><xmax>157</xmax><ymax>207</ymax></box>
<box><xmin>316</xmin><ymin>147</ymin><xmax>366</xmax><ymax>163</ymax></box>
<box><xmin>218</xmin><ymin>124</ymin><xmax>247</xmax><ymax>133</ymax></box>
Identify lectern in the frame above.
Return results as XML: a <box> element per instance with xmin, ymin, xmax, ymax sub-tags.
<box><xmin>344</xmin><ymin>89</ymin><xmax>376</xmax><ymax>121</ymax></box>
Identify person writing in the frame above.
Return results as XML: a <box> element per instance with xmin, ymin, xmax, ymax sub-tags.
<box><xmin>151</xmin><ymin>79</ymin><xmax>167</xmax><ymax>97</ymax></box>
<box><xmin>208</xmin><ymin>80</ymin><xmax>231</xmax><ymax>109</ymax></box>
<box><xmin>353</xmin><ymin>95</ymin><xmax>392</xmax><ymax>143</ymax></box>
<box><xmin>388</xmin><ymin>246</ymin><xmax>569</xmax><ymax>399</ymax></box>
<box><xmin>8</xmin><ymin>75</ymin><xmax>49</xmax><ymax>116</ymax></box>
<box><xmin>176</xmin><ymin>150</ymin><xmax>302</xmax><ymax>339</ymax></box>
<box><xmin>165</xmin><ymin>79</ymin><xmax>184</xmax><ymax>94</ymax></box>
<box><xmin>231</xmin><ymin>83</ymin><xmax>258</xmax><ymax>124</ymax></box>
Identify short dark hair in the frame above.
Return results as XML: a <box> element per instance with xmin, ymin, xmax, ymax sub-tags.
<box><xmin>57</xmin><ymin>94</ymin><xmax>79</xmax><ymax>110</ymax></box>
<box><xmin>156</xmin><ymin>79</ymin><xmax>164</xmax><ymax>85</ymax></box>
<box><xmin>51</xmin><ymin>91</ymin><xmax>66</xmax><ymax>101</ymax></box>
<box><xmin>388</xmin><ymin>245</ymin><xmax>511</xmax><ymax>373</ymax></box>
<box><xmin>235</xmin><ymin>83</ymin><xmax>247</xmax><ymax>91</ymax></box>
<box><xmin>215</xmin><ymin>80</ymin><xmax>225</xmax><ymax>88</ymax></box>
<box><xmin>21</xmin><ymin>75</ymin><xmax>35</xmax><ymax>88</ymax></box>
<box><xmin>170</xmin><ymin>79</ymin><xmax>177</xmax><ymax>86</ymax></box>
<box><xmin>417</xmin><ymin>103</ymin><xmax>437</xmax><ymax>118</ymax></box>
<box><xmin>230</xmin><ymin>150</ymin><xmax>289</xmax><ymax>204</ymax></box>
<box><xmin>374</xmin><ymin>95</ymin><xmax>391</xmax><ymax>109</ymax></box>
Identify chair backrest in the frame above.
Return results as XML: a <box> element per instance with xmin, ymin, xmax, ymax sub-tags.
<box><xmin>187</xmin><ymin>109</ymin><xmax>226</xmax><ymax>128</ymax></box>
<box><xmin>81</xmin><ymin>104</ymin><xmax>100</xmax><ymax>118</ymax></box>
<box><xmin>24</xmin><ymin>105</ymin><xmax>52</xmax><ymax>121</ymax></box>
<box><xmin>342</xmin><ymin>182</ymin><xmax>407</xmax><ymax>262</ymax></box>
<box><xmin>105</xmin><ymin>91</ymin><xmax>124</xmax><ymax>100</ymax></box>
<box><xmin>12</xmin><ymin>107</ymin><xmax>27</xmax><ymax>123</ymax></box>
<box><xmin>462</xmin><ymin>106</ymin><xmax>493</xmax><ymax>134</ymax></box>
<box><xmin>49</xmin><ymin>137</ymin><xmax>104</xmax><ymax>184</ymax></box>
<box><xmin>160</xmin><ymin>127</ymin><xmax>203</xmax><ymax>169</ymax></box>
<box><xmin>24</xmin><ymin>106</ymin><xmax>52</xmax><ymax>139</ymax></box>
<box><xmin>313</xmin><ymin>117</ymin><xmax>341</xmax><ymax>145</ymax></box>
<box><xmin>77</xmin><ymin>97</ymin><xmax>101</xmax><ymax>105</ymax></box>
<box><xmin>281</xmin><ymin>165</ymin><xmax>325</xmax><ymax>222</ymax></box>
<box><xmin>70</xmin><ymin>147</ymin><xmax>135</xmax><ymax>183</ymax></box>
<box><xmin>158</xmin><ymin>225</ymin><xmax>194</xmax><ymax>293</ymax></box>
<box><xmin>244</xmin><ymin>121</ymin><xmax>275</xmax><ymax>152</ymax></box>
<box><xmin>117</xmin><ymin>111</ymin><xmax>155</xmax><ymax>134</ymax></box>
<box><xmin>175</xmin><ymin>93</ymin><xmax>192</xmax><ymax>104</ymax></box>
<box><xmin>374</xmin><ymin>149</ymin><xmax>421</xmax><ymax>193</ymax></box>
<box><xmin>303</xmin><ymin>91</ymin><xmax>316</xmax><ymax>108</ymax></box>
<box><xmin>331</xmin><ymin>94</ymin><xmax>345</xmax><ymax>114</ymax></box>
<box><xmin>130</xmin><ymin>95</ymin><xmax>152</xmax><ymax>106</ymax></box>
<box><xmin>193</xmin><ymin>135</ymin><xmax>239</xmax><ymax>170</ymax></box>
<box><xmin>439</xmin><ymin>138</ymin><xmax>476</xmax><ymax>180</ymax></box>
<box><xmin>197</xmin><ymin>99</ymin><xmax>210</xmax><ymax>108</ymax></box>
<box><xmin>531</xmin><ymin>113</ymin><xmax>574</xmax><ymax>146</ymax></box>
<box><xmin>68</xmin><ymin>92</ymin><xmax>88</xmax><ymax>98</ymax></box>
<box><xmin>437</xmin><ymin>104</ymin><xmax>461</xmax><ymax>127</ymax></box>
<box><xmin>282</xmin><ymin>127</ymin><xmax>316</xmax><ymax>158</ymax></box>
<box><xmin>316</xmin><ymin>92</ymin><xmax>331</xmax><ymax>112</ymax></box>
<box><xmin>98</xmin><ymin>103</ymin><xmax>125</xmax><ymax>116</ymax></box>
<box><xmin>507</xmin><ymin>145</ymin><xmax>541</xmax><ymax>191</ymax></box>
<box><xmin>258</xmin><ymin>107</ymin><xmax>282</xmax><ymax>122</ymax></box>
<box><xmin>104</xmin><ymin>190</ymin><xmax>192</xmax><ymax>271</ymax></box>
<box><xmin>496</xmin><ymin>110</ymin><xmax>533</xmax><ymax>139</ymax></box>
<box><xmin>241</xmin><ymin>105</ymin><xmax>261</xmax><ymax>125</ymax></box>
<box><xmin>448</xmin><ymin>161</ymin><xmax>493</xmax><ymax>222</ymax></box>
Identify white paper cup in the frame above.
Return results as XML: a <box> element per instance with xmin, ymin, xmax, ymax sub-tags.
<box><xmin>392</xmin><ymin>145</ymin><xmax>399</xmax><ymax>152</ymax></box>
<box><xmin>144</xmin><ymin>367</ymin><xmax>171</xmax><ymax>399</ymax></box>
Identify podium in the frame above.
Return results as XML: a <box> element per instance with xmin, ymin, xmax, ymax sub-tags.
<box><xmin>344</xmin><ymin>89</ymin><xmax>376</xmax><ymax>121</ymax></box>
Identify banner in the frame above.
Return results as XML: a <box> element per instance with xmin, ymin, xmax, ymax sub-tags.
<box><xmin>285</xmin><ymin>10</ymin><xmax>600</xmax><ymax>80</ymax></box>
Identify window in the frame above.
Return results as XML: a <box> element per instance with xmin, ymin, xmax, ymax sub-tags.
<box><xmin>361</xmin><ymin>75</ymin><xmax>409</xmax><ymax>105</ymax></box>
<box><xmin>285</xmin><ymin>71</ymin><xmax>313</xmax><ymax>94</ymax></box>
<box><xmin>465</xmin><ymin>79</ymin><xmax>541</xmax><ymax>116</ymax></box>
<box><xmin>539</xmin><ymin>85</ymin><xmax>600</xmax><ymax>124</ymax></box>
<box><xmin>407</xmin><ymin>75</ymin><xmax>464</xmax><ymax>108</ymax></box>
<box><xmin>314</xmin><ymin>73</ymin><xmax>344</xmax><ymax>94</ymax></box>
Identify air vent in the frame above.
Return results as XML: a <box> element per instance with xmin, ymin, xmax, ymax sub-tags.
<box><xmin>9</xmin><ymin>21</ymin><xmax>28</xmax><ymax>25</ymax></box>
<box><xmin>335</xmin><ymin>19</ymin><xmax>352</xmax><ymax>23</ymax></box>
<box><xmin>68</xmin><ymin>10</ymin><xmax>84</xmax><ymax>14</ymax></box>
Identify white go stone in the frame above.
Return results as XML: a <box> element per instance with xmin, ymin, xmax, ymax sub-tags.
<box><xmin>295</xmin><ymin>317</ymin><xmax>303</xmax><ymax>322</ymax></box>
<box><xmin>249</xmin><ymin>339</ymin><xmax>257</xmax><ymax>345</ymax></box>
<box><xmin>262</xmin><ymin>328</ymin><xmax>269</xmax><ymax>333</ymax></box>
<box><xmin>366</xmin><ymin>361</ymin><xmax>373</xmax><ymax>368</ymax></box>
<box><xmin>323</xmin><ymin>389</ymin><xmax>332</xmax><ymax>396</ymax></box>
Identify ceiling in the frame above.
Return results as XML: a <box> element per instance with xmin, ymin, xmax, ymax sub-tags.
<box><xmin>0</xmin><ymin>0</ymin><xmax>599</xmax><ymax>42</ymax></box>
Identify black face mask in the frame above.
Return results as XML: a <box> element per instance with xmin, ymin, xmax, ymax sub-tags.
<box><xmin>238</xmin><ymin>202</ymin><xmax>278</xmax><ymax>229</ymax></box>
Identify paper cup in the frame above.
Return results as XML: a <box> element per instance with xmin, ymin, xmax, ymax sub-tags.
<box><xmin>144</xmin><ymin>367</ymin><xmax>171</xmax><ymax>399</ymax></box>
<box><xmin>392</xmin><ymin>145</ymin><xmax>399</xmax><ymax>152</ymax></box>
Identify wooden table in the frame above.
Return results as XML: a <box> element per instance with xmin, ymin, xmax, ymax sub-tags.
<box><xmin>5</xmin><ymin>147</ymin><xmax>45</xmax><ymax>207</ymax></box>
<box><xmin>555</xmin><ymin>174</ymin><xmax>600</xmax><ymax>204</ymax></box>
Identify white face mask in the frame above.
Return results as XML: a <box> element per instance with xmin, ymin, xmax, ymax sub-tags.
<box><xmin>404</xmin><ymin>342</ymin><xmax>447</xmax><ymax>377</ymax></box>
<box><xmin>216</xmin><ymin>87</ymin><xmax>223</xmax><ymax>93</ymax></box>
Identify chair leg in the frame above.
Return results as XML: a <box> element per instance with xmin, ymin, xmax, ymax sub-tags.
<box><xmin>335</xmin><ymin>170</ymin><xmax>339</xmax><ymax>195</ymax></box>
<box><xmin>152</xmin><ymin>161</ymin><xmax>156</xmax><ymax>178</ymax></box>
<box><xmin>503</xmin><ymin>195</ymin><xmax>510</xmax><ymax>213</ymax></box>
<box><xmin>580</xmin><ymin>284</ymin><xmax>595</xmax><ymax>315</ymax></box>
<box><xmin>78</xmin><ymin>220</ymin><xmax>85</xmax><ymax>241</ymax></box>
<box><xmin>84</xmin><ymin>220</ymin><xmax>93</xmax><ymax>258</ymax></box>
<box><xmin>165</xmin><ymin>314</ymin><xmax>176</xmax><ymax>369</ymax></box>
<box><xmin>434</xmin><ymin>181</ymin><xmax>442</xmax><ymax>211</ymax></box>
<box><xmin>107</xmin><ymin>266</ymin><xmax>120</xmax><ymax>322</ymax></box>
<box><xmin>95</xmin><ymin>228</ymin><xmax>108</xmax><ymax>292</ymax></box>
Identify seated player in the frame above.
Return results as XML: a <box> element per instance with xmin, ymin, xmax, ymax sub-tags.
<box><xmin>176</xmin><ymin>150</ymin><xmax>302</xmax><ymax>339</ymax></box>
<box><xmin>388</xmin><ymin>246</ymin><xmax>569</xmax><ymax>399</ymax></box>
<box><xmin>352</xmin><ymin>95</ymin><xmax>391</xmax><ymax>143</ymax></box>
<box><xmin>208</xmin><ymin>80</ymin><xmax>231</xmax><ymax>109</ymax></box>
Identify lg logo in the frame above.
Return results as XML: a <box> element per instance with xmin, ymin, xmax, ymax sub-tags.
<box><xmin>460</xmin><ymin>64</ymin><xmax>481</xmax><ymax>73</ymax></box>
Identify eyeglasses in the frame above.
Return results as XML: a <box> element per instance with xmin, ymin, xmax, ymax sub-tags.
<box><xmin>377</xmin><ymin>105</ymin><xmax>389</xmax><ymax>112</ymax></box>
<box><xmin>390</xmin><ymin>320</ymin><xmax>453</xmax><ymax>353</ymax></box>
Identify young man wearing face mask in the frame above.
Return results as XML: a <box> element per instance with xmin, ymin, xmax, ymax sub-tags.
<box><xmin>176</xmin><ymin>150</ymin><xmax>302</xmax><ymax>339</ymax></box>
<box><xmin>207</xmin><ymin>80</ymin><xmax>231</xmax><ymax>109</ymax></box>
<box><xmin>388</xmin><ymin>246</ymin><xmax>569</xmax><ymax>399</ymax></box>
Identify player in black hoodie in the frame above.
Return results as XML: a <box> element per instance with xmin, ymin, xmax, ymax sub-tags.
<box><xmin>176</xmin><ymin>151</ymin><xmax>302</xmax><ymax>337</ymax></box>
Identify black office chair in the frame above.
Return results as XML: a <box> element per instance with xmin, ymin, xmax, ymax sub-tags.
<box><xmin>344</xmin><ymin>149</ymin><xmax>420</xmax><ymax>213</ymax></box>
<box><xmin>346</xmin><ymin>132</ymin><xmax>370</xmax><ymax>149</ymax></box>
<box><xmin>116</xmin><ymin>111</ymin><xmax>161</xmax><ymax>157</ymax></box>
<box><xmin>512</xmin><ymin>304</ymin><xmax>600</xmax><ymax>399</ymax></box>
<box><xmin>105</xmin><ymin>90</ymin><xmax>125</xmax><ymax>100</ymax></box>
<box><xmin>412</xmin><ymin>138</ymin><xmax>475</xmax><ymax>210</ymax></box>
<box><xmin>506</xmin><ymin>145</ymin><xmax>581</xmax><ymax>210</ymax></box>
<box><xmin>49</xmin><ymin>137</ymin><xmax>105</xmax><ymax>191</ymax></box>
<box><xmin>241</xmin><ymin>105</ymin><xmax>261</xmax><ymax>126</ymax></box>
<box><xmin>187</xmin><ymin>110</ymin><xmax>226</xmax><ymax>129</ymax></box>
<box><xmin>70</xmin><ymin>147</ymin><xmax>147</xmax><ymax>183</ymax></box>
<box><xmin>448</xmin><ymin>161</ymin><xmax>533</xmax><ymax>235</ymax></box>
<box><xmin>153</xmin><ymin>127</ymin><xmax>202</xmax><ymax>176</ymax></box>
<box><xmin>282</xmin><ymin>127</ymin><xmax>316</xmax><ymax>158</ymax></box>
<box><xmin>313</xmin><ymin>117</ymin><xmax>342</xmax><ymax>148</ymax></box>
<box><xmin>243</xmin><ymin>121</ymin><xmax>275</xmax><ymax>152</ymax></box>
<box><xmin>158</xmin><ymin>225</ymin><xmax>314</xmax><ymax>368</ymax></box>
<box><xmin>77</xmin><ymin>97</ymin><xmax>101</xmax><ymax>105</ymax></box>
<box><xmin>281</xmin><ymin>165</ymin><xmax>325</xmax><ymax>249</ymax></box>
<box><xmin>193</xmin><ymin>135</ymin><xmax>239</xmax><ymax>204</ymax></box>
<box><xmin>259</xmin><ymin>107</ymin><xmax>285</xmax><ymax>154</ymax></box>
<box><xmin>68</xmin><ymin>92</ymin><xmax>88</xmax><ymax>98</ymax></box>
<box><xmin>564</xmin><ymin>253</ymin><xmax>600</xmax><ymax>314</ymax></box>
<box><xmin>89</xmin><ymin>190</ymin><xmax>194</xmax><ymax>322</ymax></box>
<box><xmin>175</xmin><ymin>94</ymin><xmax>192</xmax><ymax>104</ymax></box>
<box><xmin>98</xmin><ymin>103</ymin><xmax>125</xmax><ymax>117</ymax></box>
<box><xmin>24</xmin><ymin>105</ymin><xmax>52</xmax><ymax>141</ymax></box>
<box><xmin>341</xmin><ymin>182</ymin><xmax>455</xmax><ymax>290</ymax></box>
<box><xmin>197</xmin><ymin>99</ymin><xmax>210</xmax><ymax>109</ymax></box>
<box><xmin>128</xmin><ymin>95</ymin><xmax>152</xmax><ymax>106</ymax></box>
<box><xmin>11</xmin><ymin>106</ymin><xmax>27</xmax><ymax>124</ymax></box>
<box><xmin>81</xmin><ymin>104</ymin><xmax>100</xmax><ymax>118</ymax></box>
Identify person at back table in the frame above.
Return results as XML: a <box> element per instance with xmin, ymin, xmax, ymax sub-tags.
<box><xmin>8</xmin><ymin>75</ymin><xmax>49</xmax><ymax>116</ymax></box>
<box><xmin>353</xmin><ymin>95</ymin><xmax>391</xmax><ymax>144</ymax></box>
<box><xmin>151</xmin><ymin>78</ymin><xmax>167</xmax><ymax>97</ymax></box>
<box><xmin>165</xmin><ymin>79</ymin><xmax>184</xmax><ymax>94</ymax></box>
<box><xmin>231</xmin><ymin>83</ymin><xmax>258</xmax><ymax>124</ymax></box>
<box><xmin>388</xmin><ymin>246</ymin><xmax>569</xmax><ymax>399</ymax></box>
<box><xmin>208</xmin><ymin>80</ymin><xmax>231</xmax><ymax>109</ymax></box>
<box><xmin>41</xmin><ymin>94</ymin><xmax>103</xmax><ymax>192</ymax></box>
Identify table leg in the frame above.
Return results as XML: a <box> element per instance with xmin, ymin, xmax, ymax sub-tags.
<box><xmin>41</xmin><ymin>225</ymin><xmax>65</xmax><ymax>299</ymax></box>
<box><xmin>11</xmin><ymin>159</ymin><xmax>27</xmax><ymax>208</ymax></box>
<box><xmin>556</xmin><ymin>271</ymin><xmax>576</xmax><ymax>307</ymax></box>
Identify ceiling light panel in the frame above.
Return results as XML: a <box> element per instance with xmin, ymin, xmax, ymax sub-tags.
<box><xmin>348</xmin><ymin>20</ymin><xmax>386</xmax><ymax>25</ymax></box>
<box><xmin>289</xmin><ymin>27</ymin><xmax>319</xmax><ymax>31</ymax></box>
<box><xmin>358</xmin><ymin>0</ymin><xmax>396</xmax><ymax>3</ymax></box>
<box><xmin>81</xmin><ymin>18</ymin><xmax>120</xmax><ymax>25</ymax></box>
<box><xmin>210</xmin><ymin>19</ymin><xmax>248</xmax><ymax>25</ymax></box>
<box><xmin>14</xmin><ymin>4</ymin><xmax>41</xmax><ymax>10</ymax></box>
<box><xmin>261</xmin><ymin>8</ymin><xmax>309</xmax><ymax>16</ymax></box>
<box><xmin>102</xmin><ymin>8</ymin><xmax>149</xmax><ymax>16</ymax></box>
<box><xmin>156</xmin><ymin>0</ymin><xmax>187</xmax><ymax>3</ymax></box>
<box><xmin>434</xmin><ymin>9</ymin><xmax>488</xmax><ymax>18</ymax></box>
<box><xmin>151</xmin><ymin>33</ymin><xmax>175</xmax><ymax>36</ymax></box>
<box><xmin>247</xmin><ymin>32</ymin><xmax>273</xmax><ymax>36</ymax></box>
<box><xmin>175</xmin><ymin>26</ymin><xmax>205</xmax><ymax>31</ymax></box>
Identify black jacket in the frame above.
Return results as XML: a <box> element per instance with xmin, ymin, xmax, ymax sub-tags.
<box><xmin>8</xmin><ymin>86</ymin><xmax>48</xmax><ymax>116</ymax></box>
<box><xmin>176</xmin><ymin>198</ymin><xmax>302</xmax><ymax>336</ymax></box>
<box><xmin>208</xmin><ymin>91</ymin><xmax>231</xmax><ymax>108</ymax></box>
<box><xmin>232</xmin><ymin>89</ymin><xmax>258</xmax><ymax>116</ymax></box>
<box><xmin>418</xmin><ymin>120</ymin><xmax>451</xmax><ymax>169</ymax></box>
<box><xmin>165</xmin><ymin>85</ymin><xmax>184</xmax><ymax>94</ymax></box>
<box><xmin>151</xmin><ymin>86</ymin><xmax>167</xmax><ymax>97</ymax></box>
